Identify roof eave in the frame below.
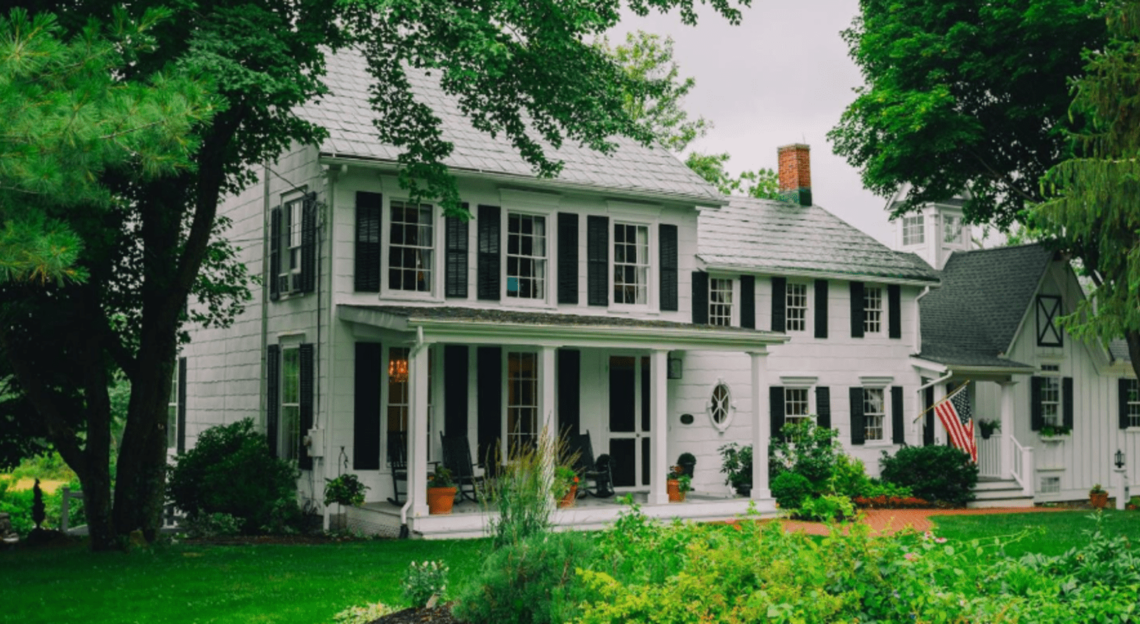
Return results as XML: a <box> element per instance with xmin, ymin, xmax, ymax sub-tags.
<box><xmin>699</xmin><ymin>262</ymin><xmax>941</xmax><ymax>287</ymax></box>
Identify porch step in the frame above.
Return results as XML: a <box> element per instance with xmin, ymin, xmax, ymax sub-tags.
<box><xmin>968</xmin><ymin>479</ymin><xmax>1035</xmax><ymax>508</ymax></box>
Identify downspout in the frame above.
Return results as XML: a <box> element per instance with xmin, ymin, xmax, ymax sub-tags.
<box><xmin>399</xmin><ymin>325</ymin><xmax>426</xmax><ymax>539</ymax></box>
<box><xmin>914</xmin><ymin>285</ymin><xmax>931</xmax><ymax>354</ymax></box>
<box><xmin>259</xmin><ymin>162</ymin><xmax>271</xmax><ymax>431</ymax></box>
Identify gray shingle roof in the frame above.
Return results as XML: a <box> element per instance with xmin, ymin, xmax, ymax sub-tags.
<box><xmin>919</xmin><ymin>244</ymin><xmax>1054</xmax><ymax>369</ymax></box>
<box><xmin>1110</xmin><ymin>340</ymin><xmax>1132</xmax><ymax>362</ymax></box>
<box><xmin>295</xmin><ymin>48</ymin><xmax>722</xmax><ymax>204</ymax></box>
<box><xmin>697</xmin><ymin>197</ymin><xmax>939</xmax><ymax>282</ymax></box>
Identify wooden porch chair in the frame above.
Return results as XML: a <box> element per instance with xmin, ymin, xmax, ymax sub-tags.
<box><xmin>440</xmin><ymin>433</ymin><xmax>484</xmax><ymax>502</ymax></box>
<box><xmin>386</xmin><ymin>431</ymin><xmax>407</xmax><ymax>506</ymax></box>
<box><xmin>570</xmin><ymin>431</ymin><xmax>614</xmax><ymax>498</ymax></box>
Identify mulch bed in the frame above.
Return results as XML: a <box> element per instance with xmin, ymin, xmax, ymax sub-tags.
<box><xmin>370</xmin><ymin>606</ymin><xmax>467</xmax><ymax>624</ymax></box>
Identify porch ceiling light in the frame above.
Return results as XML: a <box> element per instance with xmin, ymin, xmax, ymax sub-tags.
<box><xmin>668</xmin><ymin>356</ymin><xmax>683</xmax><ymax>380</ymax></box>
<box><xmin>389</xmin><ymin>357</ymin><xmax>409</xmax><ymax>383</ymax></box>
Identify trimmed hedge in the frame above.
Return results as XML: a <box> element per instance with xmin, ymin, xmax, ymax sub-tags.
<box><xmin>879</xmin><ymin>445</ymin><xmax>978</xmax><ymax>507</ymax></box>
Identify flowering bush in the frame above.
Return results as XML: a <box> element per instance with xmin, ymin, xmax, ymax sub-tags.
<box><xmin>401</xmin><ymin>560</ymin><xmax>448</xmax><ymax>608</ymax></box>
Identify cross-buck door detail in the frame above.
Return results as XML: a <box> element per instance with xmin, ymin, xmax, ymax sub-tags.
<box><xmin>1036</xmin><ymin>295</ymin><xmax>1063</xmax><ymax>347</ymax></box>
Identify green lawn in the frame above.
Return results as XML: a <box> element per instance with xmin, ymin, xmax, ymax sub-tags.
<box><xmin>0</xmin><ymin>538</ymin><xmax>487</xmax><ymax>624</ymax></box>
<box><xmin>933</xmin><ymin>509</ymin><xmax>1140</xmax><ymax>557</ymax></box>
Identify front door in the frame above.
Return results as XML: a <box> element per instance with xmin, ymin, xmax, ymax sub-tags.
<box><xmin>608</xmin><ymin>356</ymin><xmax>651</xmax><ymax>489</ymax></box>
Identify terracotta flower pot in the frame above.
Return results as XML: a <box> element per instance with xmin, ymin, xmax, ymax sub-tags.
<box><xmin>427</xmin><ymin>486</ymin><xmax>457</xmax><ymax>515</ymax></box>
<box><xmin>1090</xmin><ymin>492</ymin><xmax>1109</xmax><ymax>509</ymax></box>
<box><xmin>558</xmin><ymin>485</ymin><xmax>578</xmax><ymax>508</ymax></box>
<box><xmin>667</xmin><ymin>479</ymin><xmax>685</xmax><ymax>503</ymax></box>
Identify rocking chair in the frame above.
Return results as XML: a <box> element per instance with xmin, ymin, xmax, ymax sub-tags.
<box><xmin>569</xmin><ymin>431</ymin><xmax>614</xmax><ymax>498</ymax></box>
<box><xmin>439</xmin><ymin>433</ymin><xmax>484</xmax><ymax>502</ymax></box>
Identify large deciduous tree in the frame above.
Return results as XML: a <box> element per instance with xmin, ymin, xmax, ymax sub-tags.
<box><xmin>2</xmin><ymin>0</ymin><xmax>752</xmax><ymax>550</ymax></box>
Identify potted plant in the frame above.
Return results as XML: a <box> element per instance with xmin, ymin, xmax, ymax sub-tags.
<box><xmin>677</xmin><ymin>452</ymin><xmax>697</xmax><ymax>478</ymax></box>
<box><xmin>427</xmin><ymin>465</ymin><xmax>457</xmax><ymax>515</ymax></box>
<box><xmin>977</xmin><ymin>419</ymin><xmax>1001</xmax><ymax>440</ymax></box>
<box><xmin>718</xmin><ymin>443</ymin><xmax>753</xmax><ymax>497</ymax></box>
<box><xmin>1090</xmin><ymin>484</ymin><xmax>1109</xmax><ymax>509</ymax></box>
<box><xmin>1040</xmin><ymin>424</ymin><xmax>1072</xmax><ymax>438</ymax></box>
<box><xmin>324</xmin><ymin>473</ymin><xmax>369</xmax><ymax>530</ymax></box>
<box><xmin>554</xmin><ymin>466</ymin><xmax>579</xmax><ymax>508</ymax></box>
<box><xmin>666</xmin><ymin>466</ymin><xmax>692</xmax><ymax>503</ymax></box>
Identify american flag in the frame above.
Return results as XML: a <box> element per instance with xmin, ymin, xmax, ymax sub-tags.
<box><xmin>935</xmin><ymin>385</ymin><xmax>977</xmax><ymax>463</ymax></box>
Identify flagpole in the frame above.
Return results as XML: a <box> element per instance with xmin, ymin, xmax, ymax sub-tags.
<box><xmin>911</xmin><ymin>380</ymin><xmax>971</xmax><ymax>423</ymax></box>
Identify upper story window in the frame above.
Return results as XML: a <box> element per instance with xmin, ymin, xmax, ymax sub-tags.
<box><xmin>709</xmin><ymin>278</ymin><xmax>733</xmax><ymax>327</ymax></box>
<box><xmin>902</xmin><ymin>215</ymin><xmax>925</xmax><ymax>246</ymax></box>
<box><xmin>1036</xmin><ymin>295</ymin><xmax>1063</xmax><ymax>347</ymax></box>
<box><xmin>943</xmin><ymin>215</ymin><xmax>963</xmax><ymax>244</ymax></box>
<box><xmin>786</xmin><ymin>283</ymin><xmax>808</xmax><ymax>332</ymax></box>
<box><xmin>1127</xmin><ymin>379</ymin><xmax>1140</xmax><ymax>428</ymax></box>
<box><xmin>389</xmin><ymin>201</ymin><xmax>435</xmax><ymax>293</ymax></box>
<box><xmin>863</xmin><ymin>387</ymin><xmax>885</xmax><ymax>441</ymax></box>
<box><xmin>280</xmin><ymin>346</ymin><xmax>301</xmax><ymax>462</ymax></box>
<box><xmin>286</xmin><ymin>198</ymin><xmax>303</xmax><ymax>277</ymax></box>
<box><xmin>1039</xmin><ymin>376</ymin><xmax>1061</xmax><ymax>427</ymax></box>
<box><xmin>614</xmin><ymin>223</ymin><xmax>649</xmax><ymax>305</ymax></box>
<box><xmin>785</xmin><ymin>388</ymin><xmax>811</xmax><ymax>427</ymax></box>
<box><xmin>167</xmin><ymin>365</ymin><xmax>179</xmax><ymax>449</ymax></box>
<box><xmin>864</xmin><ymin>286</ymin><xmax>883</xmax><ymax>334</ymax></box>
<box><xmin>506</xmin><ymin>213</ymin><xmax>546</xmax><ymax>300</ymax></box>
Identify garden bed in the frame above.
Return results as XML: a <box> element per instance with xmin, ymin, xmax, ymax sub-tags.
<box><xmin>372</xmin><ymin>605</ymin><xmax>466</xmax><ymax>624</ymax></box>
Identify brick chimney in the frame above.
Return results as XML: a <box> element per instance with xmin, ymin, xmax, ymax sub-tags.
<box><xmin>777</xmin><ymin>144</ymin><xmax>812</xmax><ymax>206</ymax></box>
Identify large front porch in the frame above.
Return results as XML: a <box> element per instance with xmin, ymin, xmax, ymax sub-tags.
<box><xmin>335</xmin><ymin>304</ymin><xmax>788</xmax><ymax>536</ymax></box>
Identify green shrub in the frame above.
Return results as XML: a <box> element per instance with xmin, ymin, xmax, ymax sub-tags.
<box><xmin>770</xmin><ymin>420</ymin><xmax>840</xmax><ymax>494</ymax></box>
<box><xmin>879</xmin><ymin>445</ymin><xmax>978</xmax><ymax>507</ymax></box>
<box><xmin>402</xmin><ymin>560</ymin><xmax>448</xmax><ymax>608</ymax></box>
<box><xmin>478</xmin><ymin>432</ymin><xmax>575</xmax><ymax>548</ymax></box>
<box><xmin>829</xmin><ymin>453</ymin><xmax>870</xmax><ymax>498</ymax></box>
<box><xmin>797</xmin><ymin>494</ymin><xmax>854</xmax><ymax>522</ymax></box>
<box><xmin>771</xmin><ymin>472</ymin><xmax>813</xmax><ymax>510</ymax></box>
<box><xmin>0</xmin><ymin>478</ymin><xmax>84</xmax><ymax>536</ymax></box>
<box><xmin>182</xmin><ymin>512</ymin><xmax>242</xmax><ymax>538</ymax></box>
<box><xmin>860</xmin><ymin>478</ymin><xmax>913</xmax><ymax>499</ymax></box>
<box><xmin>452</xmin><ymin>531</ymin><xmax>595</xmax><ymax>624</ymax></box>
<box><xmin>167</xmin><ymin>418</ymin><xmax>299</xmax><ymax>534</ymax></box>
<box><xmin>718</xmin><ymin>443</ymin><xmax>752</xmax><ymax>490</ymax></box>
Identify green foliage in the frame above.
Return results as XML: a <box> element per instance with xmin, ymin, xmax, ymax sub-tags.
<box><xmin>331</xmin><ymin>602</ymin><xmax>396</xmax><ymax>624</ymax></box>
<box><xmin>880</xmin><ymin>445</ymin><xmax>979</xmax><ymax>507</ymax></box>
<box><xmin>324</xmin><ymin>474</ymin><xmax>368</xmax><ymax>507</ymax></box>
<box><xmin>717</xmin><ymin>442</ymin><xmax>752</xmax><ymax>490</ymax></box>
<box><xmin>452</xmin><ymin>531</ymin><xmax>594</xmax><ymax>624</ymax></box>
<box><xmin>429</xmin><ymin>465</ymin><xmax>454</xmax><ymax>489</ymax></box>
<box><xmin>592</xmin><ymin>498</ymin><xmax>694</xmax><ymax>587</ymax></box>
<box><xmin>830</xmin><ymin>0</ymin><xmax>1105</xmax><ymax>231</ymax></box>
<box><xmin>182</xmin><ymin>512</ymin><xmax>242</xmax><ymax>539</ymax></box>
<box><xmin>770</xmin><ymin>420</ymin><xmax>841</xmax><ymax>494</ymax></box>
<box><xmin>798</xmin><ymin>494</ymin><xmax>855</xmax><ymax>522</ymax></box>
<box><xmin>553</xmin><ymin>465</ymin><xmax>577</xmax><ymax>500</ymax></box>
<box><xmin>1041</xmin><ymin>423</ymin><xmax>1072</xmax><ymax>437</ymax></box>
<box><xmin>478</xmin><ymin>433</ymin><xmax>573</xmax><ymax>548</ymax></box>
<box><xmin>402</xmin><ymin>560</ymin><xmax>448</xmax><ymax>608</ymax></box>
<box><xmin>676</xmin><ymin>452</ymin><xmax>696</xmax><ymax>465</ymax></box>
<box><xmin>0</xmin><ymin>478</ymin><xmax>84</xmax><ymax>537</ymax></box>
<box><xmin>167</xmin><ymin>419</ymin><xmax>299</xmax><ymax>535</ymax></box>
<box><xmin>684</xmin><ymin>152</ymin><xmax>785</xmax><ymax>200</ymax></box>
<box><xmin>860</xmin><ymin>479</ymin><xmax>914</xmax><ymax>499</ymax></box>
<box><xmin>6</xmin><ymin>452</ymin><xmax>76</xmax><ymax>481</ymax></box>
<box><xmin>829</xmin><ymin>453</ymin><xmax>870</xmax><ymax>499</ymax></box>
<box><xmin>771</xmin><ymin>471</ymin><xmax>813</xmax><ymax>510</ymax></box>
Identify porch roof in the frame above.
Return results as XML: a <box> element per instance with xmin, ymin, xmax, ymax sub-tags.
<box><xmin>337</xmin><ymin>304</ymin><xmax>789</xmax><ymax>352</ymax></box>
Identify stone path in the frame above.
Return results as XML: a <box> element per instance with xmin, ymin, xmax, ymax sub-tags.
<box><xmin>775</xmin><ymin>507</ymin><xmax>1067</xmax><ymax>536</ymax></box>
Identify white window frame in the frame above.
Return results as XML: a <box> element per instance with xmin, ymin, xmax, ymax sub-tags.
<box><xmin>504</xmin><ymin>211</ymin><xmax>549</xmax><ymax>304</ymax></box>
<box><xmin>943</xmin><ymin>214</ymin><xmax>964</xmax><ymax>244</ymax></box>
<box><xmin>504</xmin><ymin>350</ymin><xmax>540</xmax><ymax>454</ymax></box>
<box><xmin>382</xmin><ymin>345</ymin><xmax>434</xmax><ymax>466</ymax></box>
<box><xmin>709</xmin><ymin>277</ymin><xmax>734</xmax><ymax>327</ymax></box>
<box><xmin>280</xmin><ymin>345</ymin><xmax>301</xmax><ymax>463</ymax></box>
<box><xmin>902</xmin><ymin>215</ymin><xmax>925</xmax><ymax>246</ymax></box>
<box><xmin>864</xmin><ymin>286</ymin><xmax>884</xmax><ymax>334</ymax></box>
<box><xmin>863</xmin><ymin>387</ymin><xmax>886</xmax><ymax>442</ymax></box>
<box><xmin>706</xmin><ymin>379</ymin><xmax>736</xmax><ymax>432</ymax></box>
<box><xmin>1039</xmin><ymin>364</ymin><xmax>1062</xmax><ymax>427</ymax></box>
<box><xmin>784</xmin><ymin>387</ymin><xmax>813</xmax><ymax>428</ymax></box>
<box><xmin>383</xmin><ymin>199</ymin><xmax>439</xmax><ymax>299</ymax></box>
<box><xmin>786</xmin><ymin>282</ymin><xmax>809</xmax><ymax>332</ymax></box>
<box><xmin>1128</xmin><ymin>379</ymin><xmax>1140</xmax><ymax>429</ymax></box>
<box><xmin>277</xmin><ymin>195</ymin><xmax>306</xmax><ymax>295</ymax></box>
<box><xmin>612</xmin><ymin>221</ymin><xmax>652</xmax><ymax>307</ymax></box>
<box><xmin>167</xmin><ymin>364</ymin><xmax>179</xmax><ymax>450</ymax></box>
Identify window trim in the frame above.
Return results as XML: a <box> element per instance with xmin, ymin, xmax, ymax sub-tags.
<box><xmin>863</xmin><ymin>285</ymin><xmax>884</xmax><ymax>335</ymax></box>
<box><xmin>276</xmin><ymin>192</ymin><xmax>307</xmax><ymax>298</ymax></box>
<box><xmin>1127</xmin><ymin>379</ymin><xmax>1140</xmax><ymax>429</ymax></box>
<box><xmin>502</xmin><ymin>210</ymin><xmax>551</xmax><ymax>306</ymax></box>
<box><xmin>610</xmin><ymin>220</ymin><xmax>655</xmax><ymax>309</ymax></box>
<box><xmin>1038</xmin><ymin>365</ymin><xmax>1062</xmax><ymax>427</ymax></box>
<box><xmin>785</xmin><ymin>281</ymin><xmax>810</xmax><ymax>332</ymax></box>
<box><xmin>167</xmin><ymin>364</ymin><xmax>179</xmax><ymax>451</ymax></box>
<box><xmin>862</xmin><ymin>386</ymin><xmax>887</xmax><ymax>442</ymax></box>
<box><xmin>784</xmin><ymin>386</ymin><xmax>813</xmax><ymax>428</ymax></box>
<box><xmin>503</xmin><ymin>349</ymin><xmax>541</xmax><ymax>455</ymax></box>
<box><xmin>943</xmin><ymin>214</ymin><xmax>964</xmax><ymax>245</ymax></box>
<box><xmin>902</xmin><ymin>214</ymin><xmax>925</xmax><ymax>246</ymax></box>
<box><xmin>381</xmin><ymin>199</ymin><xmax>443</xmax><ymax>301</ymax></box>
<box><xmin>707</xmin><ymin>379</ymin><xmax>736</xmax><ymax>432</ymax></box>
<box><xmin>279</xmin><ymin>344</ymin><xmax>302</xmax><ymax>463</ymax></box>
<box><xmin>708</xmin><ymin>276</ymin><xmax>736</xmax><ymax>327</ymax></box>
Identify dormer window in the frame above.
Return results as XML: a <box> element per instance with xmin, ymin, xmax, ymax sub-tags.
<box><xmin>902</xmin><ymin>215</ymin><xmax>924</xmax><ymax>246</ymax></box>
<box><xmin>944</xmin><ymin>215</ymin><xmax>963</xmax><ymax>244</ymax></box>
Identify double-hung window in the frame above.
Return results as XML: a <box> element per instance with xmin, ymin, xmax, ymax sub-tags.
<box><xmin>786</xmin><ymin>283</ymin><xmax>808</xmax><ymax>332</ymax></box>
<box><xmin>1127</xmin><ymin>380</ymin><xmax>1140</xmax><ymax>428</ymax></box>
<box><xmin>389</xmin><ymin>201</ymin><xmax>435</xmax><ymax>293</ymax></box>
<box><xmin>280</xmin><ymin>346</ymin><xmax>301</xmax><ymax>462</ymax></box>
<box><xmin>709</xmin><ymin>278</ymin><xmax>733</xmax><ymax>326</ymax></box>
<box><xmin>278</xmin><ymin>197</ymin><xmax>304</xmax><ymax>292</ymax></box>
<box><xmin>507</xmin><ymin>352</ymin><xmax>539</xmax><ymax>451</ymax></box>
<box><xmin>944</xmin><ymin>215</ymin><xmax>963</xmax><ymax>244</ymax></box>
<box><xmin>167</xmin><ymin>366</ymin><xmax>179</xmax><ymax>449</ymax></box>
<box><xmin>614</xmin><ymin>223</ymin><xmax>650</xmax><ymax>305</ymax></box>
<box><xmin>864</xmin><ymin>286</ymin><xmax>883</xmax><ymax>334</ymax></box>
<box><xmin>863</xmin><ymin>388</ymin><xmax>885</xmax><ymax>441</ymax></box>
<box><xmin>1040</xmin><ymin>364</ymin><xmax>1061</xmax><ymax>427</ymax></box>
<box><xmin>902</xmin><ymin>215</ymin><xmax>925</xmax><ymax>246</ymax></box>
<box><xmin>785</xmin><ymin>388</ymin><xmax>811</xmax><ymax>427</ymax></box>
<box><xmin>506</xmin><ymin>213</ymin><xmax>546</xmax><ymax>300</ymax></box>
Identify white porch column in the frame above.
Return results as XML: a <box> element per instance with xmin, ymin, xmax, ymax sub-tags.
<box><xmin>932</xmin><ymin>383</ymin><xmax>947</xmax><ymax>445</ymax></box>
<box><xmin>649</xmin><ymin>350</ymin><xmax>670</xmax><ymax>506</ymax></box>
<box><xmin>999</xmin><ymin>380</ymin><xmax>1017</xmax><ymax>479</ymax></box>
<box><xmin>538</xmin><ymin>346</ymin><xmax>557</xmax><ymax>492</ymax></box>
<box><xmin>750</xmin><ymin>352</ymin><xmax>771</xmax><ymax>500</ymax></box>
<box><xmin>408</xmin><ymin>344</ymin><xmax>430</xmax><ymax>518</ymax></box>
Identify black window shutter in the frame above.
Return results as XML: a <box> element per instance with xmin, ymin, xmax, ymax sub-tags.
<box><xmin>659</xmin><ymin>224</ymin><xmax>678</xmax><ymax>312</ymax></box>
<box><xmin>849</xmin><ymin>387</ymin><xmax>865</xmax><ymax>445</ymax></box>
<box><xmin>266</xmin><ymin>345</ymin><xmax>281</xmax><ymax>457</ymax></box>
<box><xmin>445</xmin><ymin>208</ymin><xmax>469</xmax><ymax>298</ymax></box>
<box><xmin>477</xmin><ymin>346</ymin><xmax>502</xmax><ymax>465</ymax></box>
<box><xmin>1030</xmin><ymin>376</ymin><xmax>1043</xmax><ymax>431</ymax></box>
<box><xmin>353</xmin><ymin>342</ymin><xmax>382</xmax><ymax>470</ymax></box>
<box><xmin>888</xmin><ymin>284</ymin><xmax>902</xmax><ymax>339</ymax></box>
<box><xmin>176</xmin><ymin>357</ymin><xmax>188</xmax><ymax>454</ymax></box>
<box><xmin>558</xmin><ymin>349</ymin><xmax>581</xmax><ymax>436</ymax></box>
<box><xmin>1120</xmin><ymin>379</ymin><xmax>1133</xmax><ymax>430</ymax></box>
<box><xmin>891</xmin><ymin>386</ymin><xmax>905</xmax><ymax>444</ymax></box>
<box><xmin>850</xmin><ymin>281</ymin><xmax>865</xmax><ymax>338</ymax></box>
<box><xmin>771</xmin><ymin>276</ymin><xmax>787</xmax><ymax>332</ymax></box>
<box><xmin>269</xmin><ymin>207</ymin><xmax>282</xmax><ymax>301</ymax></box>
<box><xmin>354</xmin><ymin>192</ymin><xmax>382</xmax><ymax>292</ymax></box>
<box><xmin>1063</xmin><ymin>376</ymin><xmax>1074</xmax><ymax>430</ymax></box>
<box><xmin>557</xmin><ymin>213</ymin><xmax>579</xmax><ymax>305</ymax></box>
<box><xmin>770</xmin><ymin>386</ymin><xmax>786</xmax><ymax>439</ymax></box>
<box><xmin>477</xmin><ymin>205</ymin><xmax>501</xmax><ymax>300</ymax></box>
<box><xmin>691</xmin><ymin>271</ymin><xmax>709</xmax><ymax>325</ymax></box>
<box><xmin>299</xmin><ymin>196</ymin><xmax>318</xmax><ymax>294</ymax></box>
<box><xmin>814</xmin><ymin>280</ymin><xmax>829</xmax><ymax>339</ymax></box>
<box><xmin>923</xmin><ymin>385</ymin><xmax>935</xmax><ymax>446</ymax></box>
<box><xmin>586</xmin><ymin>215</ymin><xmax>609</xmax><ymax>306</ymax></box>
<box><xmin>740</xmin><ymin>275</ymin><xmax>756</xmax><ymax>329</ymax></box>
<box><xmin>298</xmin><ymin>343</ymin><xmax>315</xmax><ymax>470</ymax></box>
<box><xmin>816</xmin><ymin>386</ymin><xmax>831</xmax><ymax>429</ymax></box>
<box><xmin>444</xmin><ymin>345</ymin><xmax>469</xmax><ymax>435</ymax></box>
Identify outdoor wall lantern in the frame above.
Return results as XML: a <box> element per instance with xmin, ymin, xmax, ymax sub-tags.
<box><xmin>668</xmin><ymin>356</ymin><xmax>683</xmax><ymax>380</ymax></box>
<box><xmin>1116</xmin><ymin>449</ymin><xmax>1126</xmax><ymax>470</ymax></box>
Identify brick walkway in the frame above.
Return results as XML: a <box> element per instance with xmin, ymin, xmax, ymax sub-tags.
<box><xmin>775</xmin><ymin>507</ymin><xmax>1067</xmax><ymax>536</ymax></box>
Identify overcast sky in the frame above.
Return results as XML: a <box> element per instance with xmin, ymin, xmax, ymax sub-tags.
<box><xmin>612</xmin><ymin>1</ymin><xmax>897</xmax><ymax>245</ymax></box>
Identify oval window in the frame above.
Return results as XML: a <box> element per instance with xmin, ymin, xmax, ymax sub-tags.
<box><xmin>709</xmin><ymin>383</ymin><xmax>733</xmax><ymax>431</ymax></box>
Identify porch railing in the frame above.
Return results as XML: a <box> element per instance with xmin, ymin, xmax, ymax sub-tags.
<box><xmin>60</xmin><ymin>487</ymin><xmax>183</xmax><ymax>535</ymax></box>
<box><xmin>976</xmin><ymin>434</ymin><xmax>1003</xmax><ymax>479</ymax></box>
<box><xmin>1010</xmin><ymin>437</ymin><xmax>1034</xmax><ymax>497</ymax></box>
